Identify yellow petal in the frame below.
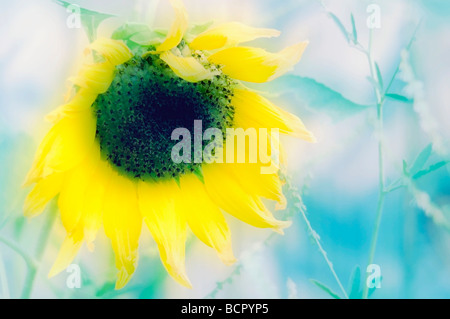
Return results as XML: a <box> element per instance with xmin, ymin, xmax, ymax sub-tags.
<box><xmin>45</xmin><ymin>89</ymin><xmax>98</xmax><ymax>124</ymax></box>
<box><xmin>26</xmin><ymin>106</ymin><xmax>96</xmax><ymax>187</ymax></box>
<box><xmin>233</xmin><ymin>89</ymin><xmax>316</xmax><ymax>142</ymax></box>
<box><xmin>23</xmin><ymin>173</ymin><xmax>64</xmax><ymax>218</ymax></box>
<box><xmin>43</xmin><ymin>111</ymin><xmax>97</xmax><ymax>176</ymax></box>
<box><xmin>190</xmin><ymin>22</ymin><xmax>280</xmax><ymax>51</ymax></box>
<box><xmin>203</xmin><ymin>164</ymin><xmax>291</xmax><ymax>233</ymax></box>
<box><xmin>228</xmin><ymin>163</ymin><xmax>286</xmax><ymax>208</ymax></box>
<box><xmin>58</xmin><ymin>169</ymin><xmax>87</xmax><ymax>234</ymax></box>
<box><xmin>138</xmin><ymin>180</ymin><xmax>191</xmax><ymax>288</ymax></box>
<box><xmin>24</xmin><ymin>124</ymin><xmax>60</xmax><ymax>187</ymax></box>
<box><xmin>160</xmin><ymin>51</ymin><xmax>213</xmax><ymax>82</ymax></box>
<box><xmin>180</xmin><ymin>174</ymin><xmax>236</xmax><ymax>265</ymax></box>
<box><xmin>156</xmin><ymin>0</ymin><xmax>188</xmax><ymax>52</ymax></box>
<box><xmin>57</xmin><ymin>147</ymin><xmax>100</xmax><ymax>234</ymax></box>
<box><xmin>209</xmin><ymin>42</ymin><xmax>308</xmax><ymax>83</ymax></box>
<box><xmin>69</xmin><ymin>61</ymin><xmax>115</xmax><ymax>94</ymax></box>
<box><xmin>103</xmin><ymin>169</ymin><xmax>142</xmax><ymax>290</ymax></box>
<box><xmin>48</xmin><ymin>227</ymin><xmax>84</xmax><ymax>278</ymax></box>
<box><xmin>82</xmin><ymin>159</ymin><xmax>110</xmax><ymax>250</ymax></box>
<box><xmin>90</xmin><ymin>38</ymin><xmax>133</xmax><ymax>66</ymax></box>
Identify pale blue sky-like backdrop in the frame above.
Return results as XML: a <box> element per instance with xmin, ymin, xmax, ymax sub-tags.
<box><xmin>0</xmin><ymin>0</ymin><xmax>449</xmax><ymax>299</ymax></box>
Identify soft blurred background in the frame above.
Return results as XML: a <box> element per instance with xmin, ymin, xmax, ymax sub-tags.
<box><xmin>1</xmin><ymin>0</ymin><xmax>450</xmax><ymax>299</ymax></box>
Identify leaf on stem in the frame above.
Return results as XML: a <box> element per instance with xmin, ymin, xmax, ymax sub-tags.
<box><xmin>413</xmin><ymin>161</ymin><xmax>450</xmax><ymax>180</ymax></box>
<box><xmin>310</xmin><ymin>279</ymin><xmax>341</xmax><ymax>299</ymax></box>
<box><xmin>328</xmin><ymin>12</ymin><xmax>350</xmax><ymax>42</ymax></box>
<box><xmin>267</xmin><ymin>75</ymin><xmax>370</xmax><ymax>122</ymax></box>
<box><xmin>375</xmin><ymin>62</ymin><xmax>384</xmax><ymax>90</ymax></box>
<box><xmin>410</xmin><ymin>144</ymin><xmax>432</xmax><ymax>176</ymax></box>
<box><xmin>347</xmin><ymin>265</ymin><xmax>362</xmax><ymax>299</ymax></box>
<box><xmin>406</xmin><ymin>144</ymin><xmax>449</xmax><ymax>180</ymax></box>
<box><xmin>350</xmin><ymin>13</ymin><xmax>358</xmax><ymax>44</ymax></box>
<box><xmin>385</xmin><ymin>93</ymin><xmax>414</xmax><ymax>104</ymax></box>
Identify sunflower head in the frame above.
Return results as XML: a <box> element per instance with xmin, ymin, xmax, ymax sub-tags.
<box><xmin>24</xmin><ymin>0</ymin><xmax>315</xmax><ymax>289</ymax></box>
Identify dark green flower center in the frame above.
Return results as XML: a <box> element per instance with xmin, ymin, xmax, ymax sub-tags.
<box><xmin>93</xmin><ymin>55</ymin><xmax>236</xmax><ymax>181</ymax></box>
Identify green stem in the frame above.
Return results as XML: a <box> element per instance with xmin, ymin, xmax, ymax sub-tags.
<box><xmin>35</xmin><ymin>201</ymin><xmax>58</xmax><ymax>260</ymax></box>
<box><xmin>299</xmin><ymin>205</ymin><xmax>349</xmax><ymax>299</ymax></box>
<box><xmin>318</xmin><ymin>3</ymin><xmax>421</xmax><ymax>300</ymax></box>
<box><xmin>362</xmin><ymin>106</ymin><xmax>386</xmax><ymax>299</ymax></box>
<box><xmin>20</xmin><ymin>263</ymin><xmax>38</xmax><ymax>299</ymax></box>
<box><xmin>385</xmin><ymin>183</ymin><xmax>406</xmax><ymax>194</ymax></box>
<box><xmin>362</xmin><ymin>189</ymin><xmax>385</xmax><ymax>299</ymax></box>
<box><xmin>0</xmin><ymin>252</ymin><xmax>10</xmax><ymax>298</ymax></box>
<box><xmin>0</xmin><ymin>236</ymin><xmax>38</xmax><ymax>299</ymax></box>
<box><xmin>362</xmin><ymin>30</ymin><xmax>386</xmax><ymax>299</ymax></box>
<box><xmin>0</xmin><ymin>237</ymin><xmax>36</xmax><ymax>268</ymax></box>
<box><xmin>285</xmin><ymin>176</ymin><xmax>349</xmax><ymax>299</ymax></box>
<box><xmin>21</xmin><ymin>200</ymin><xmax>58</xmax><ymax>299</ymax></box>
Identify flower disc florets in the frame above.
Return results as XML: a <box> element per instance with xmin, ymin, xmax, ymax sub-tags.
<box><xmin>94</xmin><ymin>51</ymin><xmax>236</xmax><ymax>180</ymax></box>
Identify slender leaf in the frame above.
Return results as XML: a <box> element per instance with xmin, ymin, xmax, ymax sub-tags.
<box><xmin>310</xmin><ymin>279</ymin><xmax>341</xmax><ymax>299</ymax></box>
<box><xmin>403</xmin><ymin>160</ymin><xmax>410</xmax><ymax>176</ymax></box>
<box><xmin>413</xmin><ymin>161</ymin><xmax>450</xmax><ymax>180</ymax></box>
<box><xmin>350</xmin><ymin>13</ymin><xmax>357</xmax><ymax>44</ymax></box>
<box><xmin>386</xmin><ymin>156</ymin><xmax>448</xmax><ymax>193</ymax></box>
<box><xmin>386</xmin><ymin>93</ymin><xmax>414</xmax><ymax>104</ymax></box>
<box><xmin>267</xmin><ymin>75</ymin><xmax>370</xmax><ymax>122</ymax></box>
<box><xmin>410</xmin><ymin>144</ymin><xmax>432</xmax><ymax>175</ymax></box>
<box><xmin>328</xmin><ymin>12</ymin><xmax>350</xmax><ymax>42</ymax></box>
<box><xmin>347</xmin><ymin>265</ymin><xmax>362</xmax><ymax>299</ymax></box>
<box><xmin>375</xmin><ymin>62</ymin><xmax>383</xmax><ymax>90</ymax></box>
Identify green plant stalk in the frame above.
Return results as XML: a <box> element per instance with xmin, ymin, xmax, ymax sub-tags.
<box><xmin>20</xmin><ymin>262</ymin><xmax>38</xmax><ymax>299</ymax></box>
<box><xmin>317</xmin><ymin>2</ymin><xmax>420</xmax><ymax>299</ymax></box>
<box><xmin>0</xmin><ymin>252</ymin><xmax>10</xmax><ymax>298</ymax></box>
<box><xmin>299</xmin><ymin>205</ymin><xmax>349</xmax><ymax>299</ymax></box>
<box><xmin>284</xmin><ymin>176</ymin><xmax>349</xmax><ymax>299</ymax></box>
<box><xmin>356</xmin><ymin>27</ymin><xmax>420</xmax><ymax>298</ymax></box>
<box><xmin>361</xmin><ymin>23</ymin><xmax>421</xmax><ymax>297</ymax></box>
<box><xmin>0</xmin><ymin>236</ymin><xmax>37</xmax><ymax>299</ymax></box>
<box><xmin>362</xmin><ymin>175</ymin><xmax>385</xmax><ymax>299</ymax></box>
<box><xmin>361</xmin><ymin>31</ymin><xmax>387</xmax><ymax>300</ymax></box>
<box><xmin>35</xmin><ymin>201</ymin><xmax>58</xmax><ymax>260</ymax></box>
<box><xmin>21</xmin><ymin>200</ymin><xmax>58</xmax><ymax>299</ymax></box>
<box><xmin>341</xmin><ymin>27</ymin><xmax>389</xmax><ymax>299</ymax></box>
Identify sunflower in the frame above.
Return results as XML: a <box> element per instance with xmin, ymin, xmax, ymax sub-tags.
<box><xmin>23</xmin><ymin>0</ymin><xmax>315</xmax><ymax>289</ymax></box>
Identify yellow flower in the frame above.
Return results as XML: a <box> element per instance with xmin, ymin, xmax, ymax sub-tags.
<box><xmin>23</xmin><ymin>0</ymin><xmax>315</xmax><ymax>289</ymax></box>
